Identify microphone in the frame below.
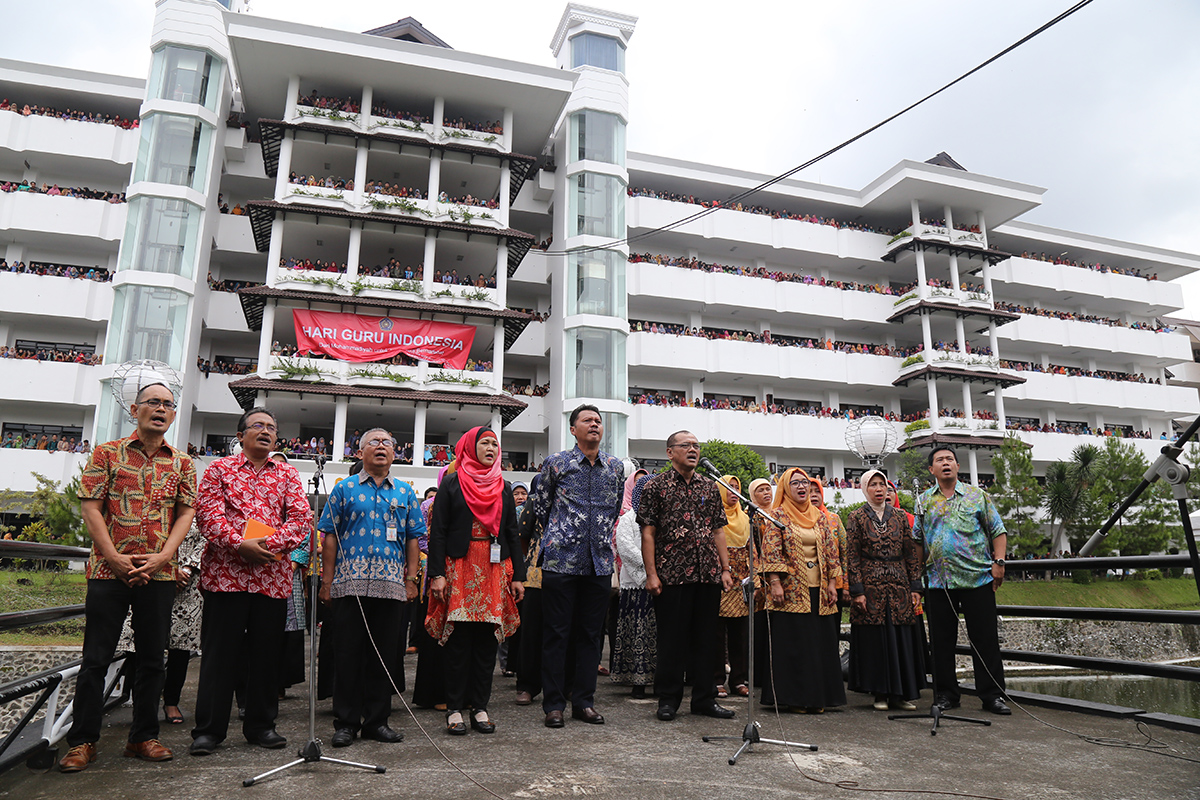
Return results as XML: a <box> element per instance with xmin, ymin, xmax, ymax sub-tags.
<box><xmin>699</xmin><ymin>457</ymin><xmax>720</xmax><ymax>475</ymax></box>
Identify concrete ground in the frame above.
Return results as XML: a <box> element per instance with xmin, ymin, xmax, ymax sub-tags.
<box><xmin>1</xmin><ymin>654</ymin><xmax>1198</xmax><ymax>800</ymax></box>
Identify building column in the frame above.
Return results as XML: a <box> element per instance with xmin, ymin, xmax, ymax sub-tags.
<box><xmin>915</xmin><ymin>248</ymin><xmax>929</xmax><ymax>299</ymax></box>
<box><xmin>345</xmin><ymin>222</ymin><xmax>361</xmax><ymax>278</ymax></box>
<box><xmin>353</xmin><ymin>139</ymin><xmax>369</xmax><ymax>206</ymax></box>
<box><xmin>332</xmin><ymin>396</ymin><xmax>348</xmax><ymax>462</ymax></box>
<box><xmin>910</xmin><ymin>199</ymin><xmax>920</xmax><ymax>229</ymax></box>
<box><xmin>360</xmin><ymin>85</ymin><xmax>373</xmax><ymax>130</ymax></box>
<box><xmin>961</xmin><ymin>382</ymin><xmax>974</xmax><ymax>422</ymax></box>
<box><xmin>948</xmin><ymin>252</ymin><xmax>961</xmax><ymax>292</ymax></box>
<box><xmin>977</xmin><ymin>212</ymin><xmax>988</xmax><ymax>249</ymax></box>
<box><xmin>265</xmin><ymin>217</ymin><xmax>285</xmax><ymax>285</ymax></box>
<box><xmin>413</xmin><ymin>404</ymin><xmax>427</xmax><ymax>466</ymax></box>
<box><xmin>926</xmin><ymin>378</ymin><xmax>939</xmax><ymax>429</ymax></box>
<box><xmin>492</xmin><ymin>321</ymin><xmax>505</xmax><ymax>392</ymax></box>
<box><xmin>499</xmin><ymin>160</ymin><xmax>511</xmax><ymax>228</ymax></box>
<box><xmin>967</xmin><ymin>449</ymin><xmax>979</xmax><ymax>486</ymax></box>
<box><xmin>994</xmin><ymin>387</ymin><xmax>1006</xmax><ymax>427</ymax></box>
<box><xmin>422</xmin><ymin>230</ymin><xmax>437</xmax><ymax>293</ymax></box>
<box><xmin>427</xmin><ymin>151</ymin><xmax>442</xmax><ymax>206</ymax></box>
<box><xmin>921</xmin><ymin>310</ymin><xmax>934</xmax><ymax>355</ymax></box>
<box><xmin>502</xmin><ymin>108</ymin><xmax>514</xmax><ymax>153</ymax></box>
<box><xmin>495</xmin><ymin>240</ymin><xmax>508</xmax><ymax>306</ymax></box>
<box><xmin>274</xmin><ymin>132</ymin><xmax>294</xmax><ymax>199</ymax></box>
<box><xmin>491</xmin><ymin>409</ymin><xmax>503</xmax><ymax>438</ymax></box>
<box><xmin>285</xmin><ymin>75</ymin><xmax>300</xmax><ymax>120</ymax></box>
<box><xmin>955</xmin><ymin>317</ymin><xmax>967</xmax><ymax>355</ymax></box>
<box><xmin>943</xmin><ymin>205</ymin><xmax>955</xmax><ymax>238</ymax></box>
<box><xmin>257</xmin><ymin>303</ymin><xmax>276</xmax><ymax>377</ymax></box>
<box><xmin>433</xmin><ymin>97</ymin><xmax>445</xmax><ymax>138</ymax></box>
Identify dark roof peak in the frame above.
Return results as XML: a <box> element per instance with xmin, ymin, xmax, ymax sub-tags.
<box><xmin>925</xmin><ymin>151</ymin><xmax>967</xmax><ymax>171</ymax></box>
<box><xmin>362</xmin><ymin>17</ymin><xmax>452</xmax><ymax>49</ymax></box>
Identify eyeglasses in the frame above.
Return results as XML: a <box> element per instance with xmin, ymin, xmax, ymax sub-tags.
<box><xmin>245</xmin><ymin>421</ymin><xmax>277</xmax><ymax>433</ymax></box>
<box><xmin>788</xmin><ymin>480</ymin><xmax>810</xmax><ymax>488</ymax></box>
<box><xmin>364</xmin><ymin>438</ymin><xmax>397</xmax><ymax>449</ymax></box>
<box><xmin>137</xmin><ymin>398</ymin><xmax>176</xmax><ymax>410</ymax></box>
<box><xmin>670</xmin><ymin>442</ymin><xmax>701</xmax><ymax>450</ymax></box>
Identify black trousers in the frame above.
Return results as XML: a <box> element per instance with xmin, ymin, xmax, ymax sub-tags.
<box><xmin>332</xmin><ymin>595</ymin><xmax>403</xmax><ymax>732</ymax></box>
<box><xmin>925</xmin><ymin>582</ymin><xmax>1006</xmax><ymax>704</ymax></box>
<box><xmin>654</xmin><ymin>583</ymin><xmax>721</xmax><ymax>711</ymax></box>
<box><xmin>714</xmin><ymin>614</ymin><xmax>749</xmax><ymax>689</ymax></box>
<box><xmin>163</xmin><ymin>648</ymin><xmax>191</xmax><ymax>707</ymax></box>
<box><xmin>515</xmin><ymin>587</ymin><xmax>543</xmax><ymax>696</ymax></box>
<box><xmin>192</xmin><ymin>590</ymin><xmax>285</xmax><ymax>742</ymax></box>
<box><xmin>443</xmin><ymin>621</ymin><xmax>498</xmax><ymax>713</ymax></box>
<box><xmin>68</xmin><ymin>579</ymin><xmax>173</xmax><ymax>746</ymax></box>
<box><xmin>540</xmin><ymin>571</ymin><xmax>609</xmax><ymax>713</ymax></box>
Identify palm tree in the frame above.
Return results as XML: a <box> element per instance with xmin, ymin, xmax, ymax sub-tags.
<box><xmin>1042</xmin><ymin>444</ymin><xmax>1101</xmax><ymax>553</ymax></box>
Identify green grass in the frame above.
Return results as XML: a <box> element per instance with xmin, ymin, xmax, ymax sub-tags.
<box><xmin>997</xmin><ymin>576</ymin><xmax>1199</xmax><ymax>610</ymax></box>
<box><xmin>0</xmin><ymin>568</ymin><xmax>87</xmax><ymax>645</ymax></box>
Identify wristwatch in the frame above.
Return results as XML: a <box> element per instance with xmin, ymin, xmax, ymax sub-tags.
<box><xmin>992</xmin><ymin>559</ymin><xmax>1005</xmax><ymax>566</ymax></box>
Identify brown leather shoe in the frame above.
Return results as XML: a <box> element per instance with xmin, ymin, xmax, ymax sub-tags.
<box><xmin>571</xmin><ymin>706</ymin><xmax>604</xmax><ymax>724</ymax></box>
<box><xmin>124</xmin><ymin>739</ymin><xmax>173</xmax><ymax>761</ymax></box>
<box><xmin>544</xmin><ymin>710</ymin><xmax>564</xmax><ymax>728</ymax></box>
<box><xmin>59</xmin><ymin>743</ymin><xmax>97</xmax><ymax>772</ymax></box>
<box><xmin>514</xmin><ymin>691</ymin><xmax>533</xmax><ymax>706</ymax></box>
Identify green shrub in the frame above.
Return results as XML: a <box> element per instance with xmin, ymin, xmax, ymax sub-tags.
<box><xmin>1070</xmin><ymin>569</ymin><xmax>1094</xmax><ymax>584</ymax></box>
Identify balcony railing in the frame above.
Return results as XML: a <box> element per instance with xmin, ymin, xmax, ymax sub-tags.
<box><xmin>267</xmin><ymin>356</ymin><xmax>497</xmax><ymax>393</ymax></box>
<box><xmin>291</xmin><ymin>105</ymin><xmax>505</xmax><ymax>152</ymax></box>
<box><xmin>273</xmin><ymin>269</ymin><xmax>500</xmax><ymax>308</ymax></box>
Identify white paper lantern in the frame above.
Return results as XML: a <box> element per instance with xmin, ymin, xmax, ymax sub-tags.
<box><xmin>845</xmin><ymin>416</ymin><xmax>900</xmax><ymax>466</ymax></box>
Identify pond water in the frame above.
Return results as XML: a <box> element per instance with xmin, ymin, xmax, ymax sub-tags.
<box><xmin>1006</xmin><ymin>674</ymin><xmax>1200</xmax><ymax>719</ymax></box>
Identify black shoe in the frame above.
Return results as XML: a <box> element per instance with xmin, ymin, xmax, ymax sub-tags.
<box><xmin>544</xmin><ymin>710</ymin><xmax>565</xmax><ymax>728</ymax></box>
<box><xmin>983</xmin><ymin>698</ymin><xmax>1012</xmax><ymax>715</ymax></box>
<box><xmin>189</xmin><ymin>735</ymin><xmax>220</xmax><ymax>756</ymax></box>
<box><xmin>362</xmin><ymin>725</ymin><xmax>404</xmax><ymax>743</ymax></box>
<box><xmin>656</xmin><ymin>705</ymin><xmax>676</xmax><ymax>721</ymax></box>
<box><xmin>331</xmin><ymin>728</ymin><xmax>355</xmax><ymax>747</ymax></box>
<box><xmin>933</xmin><ymin>695</ymin><xmax>960</xmax><ymax>712</ymax></box>
<box><xmin>470</xmin><ymin>712</ymin><xmax>496</xmax><ymax>734</ymax></box>
<box><xmin>446</xmin><ymin>711</ymin><xmax>468</xmax><ymax>736</ymax></box>
<box><xmin>692</xmin><ymin>703</ymin><xmax>736</xmax><ymax>719</ymax></box>
<box><xmin>631</xmin><ymin>686</ymin><xmax>646</xmax><ymax>699</ymax></box>
<box><xmin>571</xmin><ymin>706</ymin><xmax>605</xmax><ymax>725</ymax></box>
<box><xmin>248</xmin><ymin>729</ymin><xmax>287</xmax><ymax>749</ymax></box>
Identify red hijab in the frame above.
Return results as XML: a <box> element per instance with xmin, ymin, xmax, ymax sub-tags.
<box><xmin>453</xmin><ymin>426</ymin><xmax>504</xmax><ymax>536</ymax></box>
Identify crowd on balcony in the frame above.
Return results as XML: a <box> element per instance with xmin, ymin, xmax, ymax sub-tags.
<box><xmin>627</xmin><ymin>252</ymin><xmax>911</xmax><ymax>296</ymax></box>
<box><xmin>915</xmin><ymin>217</ymin><xmax>984</xmax><ymax>235</ymax></box>
<box><xmin>627</xmin><ymin>187</ymin><xmax>900</xmax><ymax>234</ymax></box>
<box><xmin>280</xmin><ymin>256</ymin><xmax>346</xmax><ymax>273</ymax></box>
<box><xmin>535</xmin><ymin>236</ymin><xmax>553</xmax><ymax>251</ymax></box>
<box><xmin>362</xmin><ymin>260</ymin><xmax>422</xmax><ymax>280</ymax></box>
<box><xmin>206</xmin><ymin>273</ymin><xmax>262</xmax><ymax>293</ymax></box>
<box><xmin>434</xmin><ymin>269</ymin><xmax>496</xmax><ymax>288</ymax></box>
<box><xmin>1004</xmin><ymin>418</ymin><xmax>1154</xmax><ymax>439</ymax></box>
<box><xmin>999</xmin><ymin>359</ymin><xmax>1160</xmax><ymax>384</ymax></box>
<box><xmin>994</xmin><ymin>301</ymin><xmax>1172</xmax><ymax>333</ymax></box>
<box><xmin>370</xmin><ymin>102</ymin><xmax>428</xmax><ymax>123</ymax></box>
<box><xmin>216</xmin><ymin>194</ymin><xmax>247</xmax><ymax>215</ymax></box>
<box><xmin>1016</xmin><ymin>251</ymin><xmax>1157</xmax><ymax>281</ymax></box>
<box><xmin>198</xmin><ymin>357</ymin><xmax>255</xmax><ymax>377</ymax></box>
<box><xmin>288</xmin><ymin>173</ymin><xmax>358</xmax><ymax>192</ymax></box>
<box><xmin>629</xmin><ymin>319</ymin><xmax>921</xmax><ymax>358</ymax></box>
<box><xmin>503</xmin><ymin>381</ymin><xmax>550</xmax><ymax>397</ymax></box>
<box><xmin>0</xmin><ymin>98</ymin><xmax>139</xmax><ymax>129</ymax></box>
<box><xmin>0</xmin><ymin>432</ymin><xmax>91</xmax><ymax>452</ymax></box>
<box><xmin>444</xmin><ymin>117</ymin><xmax>504</xmax><ymax>134</ymax></box>
<box><xmin>510</xmin><ymin>306</ymin><xmax>551</xmax><ymax>321</ymax></box>
<box><xmin>463</xmin><ymin>359</ymin><xmax>493</xmax><ymax>372</ymax></box>
<box><xmin>0</xmin><ymin>259</ymin><xmax>111</xmax><ymax>282</ymax></box>
<box><xmin>297</xmin><ymin>92</ymin><xmax>360</xmax><ymax>113</ymax></box>
<box><xmin>270</xmin><ymin>342</ymin><xmax>420</xmax><ymax>367</ymax></box>
<box><xmin>0</xmin><ymin>345</ymin><xmax>101</xmax><ymax>365</ymax></box>
<box><xmin>0</xmin><ymin>179</ymin><xmax>125</xmax><ymax>203</ymax></box>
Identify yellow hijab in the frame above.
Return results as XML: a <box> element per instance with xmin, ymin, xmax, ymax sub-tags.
<box><xmin>719</xmin><ymin>475</ymin><xmax>751</xmax><ymax>548</ymax></box>
<box><xmin>771</xmin><ymin>468</ymin><xmax>822</xmax><ymax>528</ymax></box>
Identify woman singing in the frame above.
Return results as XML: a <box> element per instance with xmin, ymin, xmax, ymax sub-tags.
<box><xmin>426</xmin><ymin>428</ymin><xmax>524</xmax><ymax>735</ymax></box>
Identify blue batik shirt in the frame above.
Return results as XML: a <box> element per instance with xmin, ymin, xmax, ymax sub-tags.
<box><xmin>528</xmin><ymin>445</ymin><xmax>624</xmax><ymax>576</ymax></box>
<box><xmin>318</xmin><ymin>472</ymin><xmax>426</xmax><ymax>600</ymax></box>
<box><xmin>914</xmin><ymin>481</ymin><xmax>1006</xmax><ymax>590</ymax></box>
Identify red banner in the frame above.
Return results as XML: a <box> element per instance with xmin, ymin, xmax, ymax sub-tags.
<box><xmin>292</xmin><ymin>309</ymin><xmax>476</xmax><ymax>369</ymax></box>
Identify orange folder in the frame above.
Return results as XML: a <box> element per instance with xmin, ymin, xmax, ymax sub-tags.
<box><xmin>243</xmin><ymin>518</ymin><xmax>282</xmax><ymax>560</ymax></box>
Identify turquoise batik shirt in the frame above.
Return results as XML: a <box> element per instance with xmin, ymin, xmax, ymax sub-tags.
<box><xmin>318</xmin><ymin>472</ymin><xmax>426</xmax><ymax>600</ymax></box>
<box><xmin>914</xmin><ymin>481</ymin><xmax>1006</xmax><ymax>590</ymax></box>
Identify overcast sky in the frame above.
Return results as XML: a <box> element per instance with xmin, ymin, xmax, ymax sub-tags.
<box><xmin>10</xmin><ymin>0</ymin><xmax>1200</xmax><ymax>308</ymax></box>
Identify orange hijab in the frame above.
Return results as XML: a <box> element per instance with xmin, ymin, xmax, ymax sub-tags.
<box><xmin>771</xmin><ymin>468</ymin><xmax>822</xmax><ymax>528</ymax></box>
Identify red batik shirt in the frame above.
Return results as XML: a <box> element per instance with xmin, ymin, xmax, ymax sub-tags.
<box><xmin>195</xmin><ymin>453</ymin><xmax>312</xmax><ymax>599</ymax></box>
<box><xmin>79</xmin><ymin>433</ymin><xmax>197</xmax><ymax>582</ymax></box>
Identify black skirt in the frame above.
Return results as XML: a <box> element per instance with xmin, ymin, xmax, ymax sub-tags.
<box><xmin>760</xmin><ymin>588</ymin><xmax>846</xmax><ymax>709</ymax></box>
<box><xmin>847</xmin><ymin>612</ymin><xmax>927</xmax><ymax>701</ymax></box>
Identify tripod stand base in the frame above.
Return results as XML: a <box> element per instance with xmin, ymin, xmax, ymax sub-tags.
<box><xmin>889</xmin><ymin>705</ymin><xmax>991</xmax><ymax>736</ymax></box>
<box><xmin>242</xmin><ymin>738</ymin><xmax>386</xmax><ymax>787</ymax></box>
<box><xmin>703</xmin><ymin>721</ymin><xmax>818</xmax><ymax>765</ymax></box>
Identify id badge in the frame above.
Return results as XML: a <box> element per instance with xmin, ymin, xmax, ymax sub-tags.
<box><xmin>489</xmin><ymin>541</ymin><xmax>501</xmax><ymax>564</ymax></box>
<box><xmin>386</xmin><ymin>521</ymin><xmax>398</xmax><ymax>543</ymax></box>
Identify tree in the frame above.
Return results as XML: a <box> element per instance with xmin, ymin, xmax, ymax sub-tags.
<box><xmin>697</xmin><ymin>440</ymin><xmax>768</xmax><ymax>497</ymax></box>
<box><xmin>28</xmin><ymin>471</ymin><xmax>88</xmax><ymax>548</ymax></box>
<box><xmin>894</xmin><ymin>448</ymin><xmax>932</xmax><ymax>497</ymax></box>
<box><xmin>1042</xmin><ymin>443</ymin><xmax>1101</xmax><ymax>553</ymax></box>
<box><xmin>990</xmin><ymin>434</ymin><xmax>1044</xmax><ymax>555</ymax></box>
<box><xmin>1074</xmin><ymin>438</ymin><xmax>1176</xmax><ymax>555</ymax></box>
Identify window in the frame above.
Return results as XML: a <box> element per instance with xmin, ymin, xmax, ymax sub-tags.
<box><xmin>106</xmin><ymin>285</ymin><xmax>191</xmax><ymax>369</ymax></box>
<box><xmin>567</xmin><ymin>249</ymin><xmax>626</xmax><ymax>318</ymax></box>
<box><xmin>151</xmin><ymin>46</ymin><xmax>220</xmax><ymax>110</ymax></box>
<box><xmin>566</xmin><ymin>327</ymin><xmax>626</xmax><ymax>401</ymax></box>
<box><xmin>570</xmin><ymin>110</ymin><xmax>625</xmax><ymax>166</ymax></box>
<box><xmin>119</xmin><ymin>196</ymin><xmax>202</xmax><ymax>278</ymax></box>
<box><xmin>571</xmin><ymin>173</ymin><xmax>625</xmax><ymax>238</ymax></box>
<box><xmin>571</xmin><ymin>33</ymin><xmax>625</xmax><ymax>73</ymax></box>
<box><xmin>133</xmin><ymin>113</ymin><xmax>213</xmax><ymax>192</ymax></box>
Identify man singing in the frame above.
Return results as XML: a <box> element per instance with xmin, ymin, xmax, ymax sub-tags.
<box><xmin>916</xmin><ymin>447</ymin><xmax>1011</xmax><ymax>715</ymax></box>
<box><xmin>190</xmin><ymin>407</ymin><xmax>312</xmax><ymax>755</ymax></box>
<box><xmin>60</xmin><ymin>383</ymin><xmax>196</xmax><ymax>772</ymax></box>
<box><xmin>318</xmin><ymin>428</ymin><xmax>424</xmax><ymax>747</ymax></box>
<box><xmin>638</xmin><ymin>430</ymin><xmax>735</xmax><ymax>721</ymax></box>
<box><xmin>527</xmin><ymin>405</ymin><xmax>624</xmax><ymax>728</ymax></box>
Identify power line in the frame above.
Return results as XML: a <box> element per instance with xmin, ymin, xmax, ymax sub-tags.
<box><xmin>544</xmin><ymin>0</ymin><xmax>1097</xmax><ymax>259</ymax></box>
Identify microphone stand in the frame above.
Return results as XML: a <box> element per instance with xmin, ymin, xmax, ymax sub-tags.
<box><xmin>699</xmin><ymin>465</ymin><xmax>818</xmax><ymax>764</ymax></box>
<box><xmin>244</xmin><ymin>455</ymin><xmax>386</xmax><ymax>786</ymax></box>
<box><xmin>887</xmin><ymin>479</ymin><xmax>990</xmax><ymax>736</ymax></box>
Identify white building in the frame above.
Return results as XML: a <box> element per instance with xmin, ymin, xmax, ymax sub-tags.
<box><xmin>0</xmin><ymin>0</ymin><xmax>1196</xmax><ymax>495</ymax></box>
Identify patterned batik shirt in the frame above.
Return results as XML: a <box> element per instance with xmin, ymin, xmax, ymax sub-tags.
<box><xmin>195</xmin><ymin>453</ymin><xmax>313</xmax><ymax>599</ymax></box>
<box><xmin>79</xmin><ymin>433</ymin><xmax>197</xmax><ymax>582</ymax></box>
<box><xmin>318</xmin><ymin>472</ymin><xmax>425</xmax><ymax>600</ymax></box>
<box><xmin>528</xmin><ymin>445</ymin><xmax>624</xmax><ymax>575</ymax></box>
<box><xmin>636</xmin><ymin>468</ymin><xmax>727</xmax><ymax>585</ymax></box>
<box><xmin>914</xmin><ymin>481</ymin><xmax>1007</xmax><ymax>590</ymax></box>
